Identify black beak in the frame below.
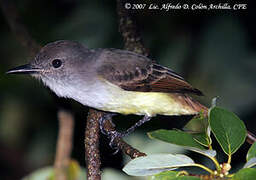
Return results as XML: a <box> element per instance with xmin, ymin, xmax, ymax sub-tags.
<box><xmin>6</xmin><ymin>64</ymin><xmax>42</xmax><ymax>74</ymax></box>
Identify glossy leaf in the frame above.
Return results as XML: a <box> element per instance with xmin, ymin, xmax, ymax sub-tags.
<box><xmin>152</xmin><ymin>171</ymin><xmax>201</xmax><ymax>180</ymax></box>
<box><xmin>123</xmin><ymin>154</ymin><xmax>195</xmax><ymax>176</ymax></box>
<box><xmin>22</xmin><ymin>160</ymin><xmax>85</xmax><ymax>180</ymax></box>
<box><xmin>246</xmin><ymin>142</ymin><xmax>256</xmax><ymax>161</ymax></box>
<box><xmin>22</xmin><ymin>167</ymin><xmax>54</xmax><ymax>180</ymax></box>
<box><xmin>148</xmin><ymin>130</ymin><xmax>205</xmax><ymax>150</ymax></box>
<box><xmin>243</xmin><ymin>157</ymin><xmax>256</xmax><ymax>168</ymax></box>
<box><xmin>172</xmin><ymin>177</ymin><xmax>201</xmax><ymax>180</ymax></box>
<box><xmin>192</xmin><ymin>133</ymin><xmax>211</xmax><ymax>147</ymax></box>
<box><xmin>232</xmin><ymin>168</ymin><xmax>256</xmax><ymax>180</ymax></box>
<box><xmin>183</xmin><ymin>114</ymin><xmax>212</xmax><ymax>148</ymax></box>
<box><xmin>186</xmin><ymin>148</ymin><xmax>216</xmax><ymax>158</ymax></box>
<box><xmin>148</xmin><ymin>129</ymin><xmax>216</xmax><ymax>159</ymax></box>
<box><xmin>183</xmin><ymin>113</ymin><xmax>208</xmax><ymax>133</ymax></box>
<box><xmin>209</xmin><ymin>107</ymin><xmax>247</xmax><ymax>155</ymax></box>
<box><xmin>153</xmin><ymin>171</ymin><xmax>200</xmax><ymax>180</ymax></box>
<box><xmin>151</xmin><ymin>171</ymin><xmax>180</xmax><ymax>179</ymax></box>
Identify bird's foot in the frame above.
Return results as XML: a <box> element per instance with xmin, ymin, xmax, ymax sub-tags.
<box><xmin>100</xmin><ymin>114</ymin><xmax>152</xmax><ymax>153</ymax></box>
<box><xmin>107</xmin><ymin>130</ymin><xmax>124</xmax><ymax>154</ymax></box>
<box><xmin>99</xmin><ymin>113</ymin><xmax>116</xmax><ymax>135</ymax></box>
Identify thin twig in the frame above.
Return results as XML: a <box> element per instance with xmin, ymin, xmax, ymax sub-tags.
<box><xmin>54</xmin><ymin>110</ymin><xmax>74</xmax><ymax>180</ymax></box>
<box><xmin>85</xmin><ymin>109</ymin><xmax>103</xmax><ymax>180</ymax></box>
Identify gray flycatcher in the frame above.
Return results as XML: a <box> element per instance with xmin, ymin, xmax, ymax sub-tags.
<box><xmin>7</xmin><ymin>40</ymin><xmax>207</xmax><ymax>142</ymax></box>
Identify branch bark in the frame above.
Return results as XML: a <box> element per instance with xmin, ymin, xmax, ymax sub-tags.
<box><xmin>85</xmin><ymin>109</ymin><xmax>103</xmax><ymax>180</ymax></box>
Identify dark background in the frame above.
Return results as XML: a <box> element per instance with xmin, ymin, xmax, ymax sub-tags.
<box><xmin>0</xmin><ymin>0</ymin><xmax>256</xmax><ymax>179</ymax></box>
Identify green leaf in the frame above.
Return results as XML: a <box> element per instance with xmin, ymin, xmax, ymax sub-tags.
<box><xmin>148</xmin><ymin>130</ymin><xmax>205</xmax><ymax>150</ymax></box>
<box><xmin>152</xmin><ymin>171</ymin><xmax>200</xmax><ymax>180</ymax></box>
<box><xmin>192</xmin><ymin>133</ymin><xmax>211</xmax><ymax>147</ymax></box>
<box><xmin>151</xmin><ymin>171</ymin><xmax>180</xmax><ymax>179</ymax></box>
<box><xmin>22</xmin><ymin>167</ymin><xmax>54</xmax><ymax>180</ymax></box>
<box><xmin>183</xmin><ymin>113</ymin><xmax>208</xmax><ymax>133</ymax></box>
<box><xmin>171</xmin><ymin>177</ymin><xmax>201</xmax><ymax>180</ymax></box>
<box><xmin>67</xmin><ymin>160</ymin><xmax>81</xmax><ymax>180</ymax></box>
<box><xmin>186</xmin><ymin>148</ymin><xmax>216</xmax><ymax>158</ymax></box>
<box><xmin>123</xmin><ymin>154</ymin><xmax>195</xmax><ymax>176</ymax></box>
<box><xmin>243</xmin><ymin>157</ymin><xmax>256</xmax><ymax>168</ymax></box>
<box><xmin>183</xmin><ymin>113</ymin><xmax>212</xmax><ymax>148</ymax></box>
<box><xmin>247</xmin><ymin>142</ymin><xmax>256</xmax><ymax>161</ymax></box>
<box><xmin>22</xmin><ymin>161</ymin><xmax>86</xmax><ymax>180</ymax></box>
<box><xmin>209</xmin><ymin>107</ymin><xmax>247</xmax><ymax>155</ymax></box>
<box><xmin>148</xmin><ymin>129</ymin><xmax>216</xmax><ymax>160</ymax></box>
<box><xmin>232</xmin><ymin>168</ymin><xmax>256</xmax><ymax>180</ymax></box>
<box><xmin>101</xmin><ymin>168</ymin><xmax>131</xmax><ymax>180</ymax></box>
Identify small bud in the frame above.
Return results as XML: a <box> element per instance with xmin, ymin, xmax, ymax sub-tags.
<box><xmin>223</xmin><ymin>163</ymin><xmax>231</xmax><ymax>172</ymax></box>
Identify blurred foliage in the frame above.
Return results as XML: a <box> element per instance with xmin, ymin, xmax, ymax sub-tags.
<box><xmin>0</xmin><ymin>0</ymin><xmax>256</xmax><ymax>179</ymax></box>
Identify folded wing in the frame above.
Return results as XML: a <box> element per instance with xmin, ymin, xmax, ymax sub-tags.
<box><xmin>97</xmin><ymin>49</ymin><xmax>203</xmax><ymax>96</ymax></box>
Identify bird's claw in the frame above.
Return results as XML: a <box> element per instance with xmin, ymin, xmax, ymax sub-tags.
<box><xmin>99</xmin><ymin>113</ymin><xmax>116</xmax><ymax>135</ymax></box>
<box><xmin>108</xmin><ymin>131</ymin><xmax>125</xmax><ymax>154</ymax></box>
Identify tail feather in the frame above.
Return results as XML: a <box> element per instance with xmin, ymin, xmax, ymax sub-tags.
<box><xmin>180</xmin><ymin>94</ymin><xmax>209</xmax><ymax>116</ymax></box>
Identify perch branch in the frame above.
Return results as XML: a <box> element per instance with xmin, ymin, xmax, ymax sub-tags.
<box><xmin>85</xmin><ymin>109</ymin><xmax>103</xmax><ymax>180</ymax></box>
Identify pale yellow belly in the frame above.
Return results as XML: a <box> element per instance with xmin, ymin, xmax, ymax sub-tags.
<box><xmin>102</xmin><ymin>91</ymin><xmax>199</xmax><ymax>116</ymax></box>
<box><xmin>94</xmin><ymin>79</ymin><xmax>202</xmax><ymax>116</ymax></box>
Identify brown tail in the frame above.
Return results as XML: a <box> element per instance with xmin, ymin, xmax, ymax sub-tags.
<box><xmin>182</xmin><ymin>94</ymin><xmax>209</xmax><ymax>116</ymax></box>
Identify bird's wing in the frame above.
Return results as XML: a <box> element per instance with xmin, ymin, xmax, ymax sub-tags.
<box><xmin>97</xmin><ymin>49</ymin><xmax>203</xmax><ymax>95</ymax></box>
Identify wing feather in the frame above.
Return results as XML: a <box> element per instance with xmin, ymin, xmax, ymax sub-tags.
<box><xmin>97</xmin><ymin>49</ymin><xmax>203</xmax><ymax>96</ymax></box>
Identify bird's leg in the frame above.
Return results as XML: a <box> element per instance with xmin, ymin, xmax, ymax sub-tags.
<box><xmin>99</xmin><ymin>113</ymin><xmax>123</xmax><ymax>150</ymax></box>
<box><xmin>108</xmin><ymin>115</ymin><xmax>152</xmax><ymax>145</ymax></box>
<box><xmin>121</xmin><ymin>115</ymin><xmax>152</xmax><ymax>137</ymax></box>
<box><xmin>100</xmin><ymin>114</ymin><xmax>152</xmax><ymax>149</ymax></box>
<box><xmin>99</xmin><ymin>113</ymin><xmax>116</xmax><ymax>135</ymax></box>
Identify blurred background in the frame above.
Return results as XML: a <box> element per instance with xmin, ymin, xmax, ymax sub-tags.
<box><xmin>0</xmin><ymin>0</ymin><xmax>256</xmax><ymax>179</ymax></box>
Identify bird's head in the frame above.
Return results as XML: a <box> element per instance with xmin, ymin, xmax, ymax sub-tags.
<box><xmin>7</xmin><ymin>40</ymin><xmax>94</xmax><ymax>97</ymax></box>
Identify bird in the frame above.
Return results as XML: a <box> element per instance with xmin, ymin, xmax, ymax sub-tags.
<box><xmin>7</xmin><ymin>40</ymin><xmax>207</xmax><ymax>142</ymax></box>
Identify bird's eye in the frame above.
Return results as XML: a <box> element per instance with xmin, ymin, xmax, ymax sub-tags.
<box><xmin>52</xmin><ymin>59</ymin><xmax>62</xmax><ymax>68</ymax></box>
